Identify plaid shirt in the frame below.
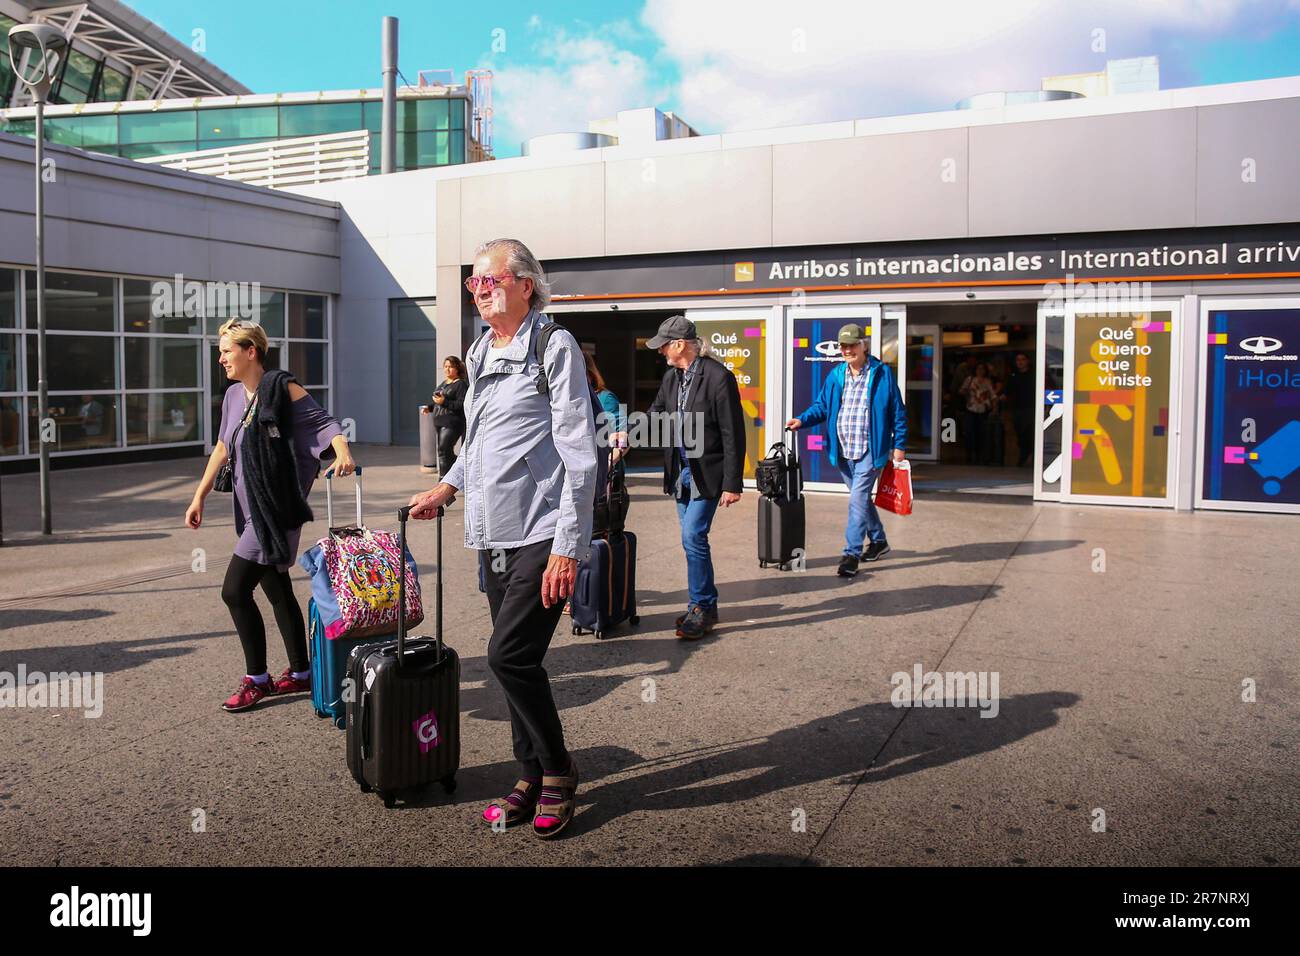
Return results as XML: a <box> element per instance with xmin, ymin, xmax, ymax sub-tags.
<box><xmin>837</xmin><ymin>363</ymin><xmax>872</xmax><ymax>462</ymax></box>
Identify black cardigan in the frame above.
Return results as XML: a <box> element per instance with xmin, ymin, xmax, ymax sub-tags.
<box><xmin>429</xmin><ymin>377</ymin><xmax>467</xmax><ymax>430</ymax></box>
<box><xmin>648</xmin><ymin>355</ymin><xmax>747</xmax><ymax>499</ymax></box>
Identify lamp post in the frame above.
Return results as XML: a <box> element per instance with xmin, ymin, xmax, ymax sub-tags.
<box><xmin>7</xmin><ymin>23</ymin><xmax>67</xmax><ymax>536</ymax></box>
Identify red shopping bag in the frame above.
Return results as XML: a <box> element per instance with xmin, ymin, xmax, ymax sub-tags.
<box><xmin>874</xmin><ymin>459</ymin><xmax>913</xmax><ymax>516</ymax></box>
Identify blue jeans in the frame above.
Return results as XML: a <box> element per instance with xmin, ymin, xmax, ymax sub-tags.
<box><xmin>675</xmin><ymin>467</ymin><xmax>720</xmax><ymax>609</ymax></box>
<box><xmin>836</xmin><ymin>456</ymin><xmax>886</xmax><ymax>556</ymax></box>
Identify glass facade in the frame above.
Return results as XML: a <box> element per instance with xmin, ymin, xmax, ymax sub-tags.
<box><xmin>3</xmin><ymin>97</ymin><xmax>469</xmax><ymax>172</ymax></box>
<box><xmin>1</xmin><ymin>15</ymin><xmax>18</xmax><ymax>104</ymax></box>
<box><xmin>0</xmin><ymin>267</ymin><xmax>331</xmax><ymax>460</ymax></box>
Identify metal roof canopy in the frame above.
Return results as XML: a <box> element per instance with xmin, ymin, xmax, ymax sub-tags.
<box><xmin>10</xmin><ymin>0</ymin><xmax>250</xmax><ymax>105</ymax></box>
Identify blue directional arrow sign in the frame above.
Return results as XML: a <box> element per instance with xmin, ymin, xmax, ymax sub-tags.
<box><xmin>1044</xmin><ymin>390</ymin><xmax>1062</xmax><ymax>405</ymax></box>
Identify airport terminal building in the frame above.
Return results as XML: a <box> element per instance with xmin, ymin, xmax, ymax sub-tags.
<box><xmin>2</xmin><ymin>0</ymin><xmax>1299</xmax><ymax>514</ymax></box>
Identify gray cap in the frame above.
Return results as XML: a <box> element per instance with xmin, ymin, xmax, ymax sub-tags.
<box><xmin>646</xmin><ymin>314</ymin><xmax>697</xmax><ymax>349</ymax></box>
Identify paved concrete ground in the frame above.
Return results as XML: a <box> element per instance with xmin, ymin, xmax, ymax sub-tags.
<box><xmin>0</xmin><ymin>446</ymin><xmax>1296</xmax><ymax>866</ymax></box>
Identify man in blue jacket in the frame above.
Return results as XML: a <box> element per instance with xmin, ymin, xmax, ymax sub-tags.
<box><xmin>786</xmin><ymin>323</ymin><xmax>908</xmax><ymax>578</ymax></box>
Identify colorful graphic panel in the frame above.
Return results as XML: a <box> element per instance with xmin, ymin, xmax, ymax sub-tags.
<box><xmin>790</xmin><ymin>317</ymin><xmax>871</xmax><ymax>483</ymax></box>
<box><xmin>1069</xmin><ymin>311</ymin><xmax>1173</xmax><ymax>499</ymax></box>
<box><xmin>694</xmin><ymin>315</ymin><xmax>765</xmax><ymax>479</ymax></box>
<box><xmin>1202</xmin><ymin>308</ymin><xmax>1300</xmax><ymax>505</ymax></box>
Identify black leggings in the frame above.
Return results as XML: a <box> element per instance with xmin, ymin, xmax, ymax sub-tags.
<box><xmin>437</xmin><ymin>426</ymin><xmax>463</xmax><ymax>475</ymax></box>
<box><xmin>221</xmin><ymin>554</ymin><xmax>309</xmax><ymax>676</ymax></box>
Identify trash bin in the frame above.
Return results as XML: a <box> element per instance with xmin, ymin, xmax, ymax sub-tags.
<box><xmin>419</xmin><ymin>405</ymin><xmax>439</xmax><ymax>474</ymax></box>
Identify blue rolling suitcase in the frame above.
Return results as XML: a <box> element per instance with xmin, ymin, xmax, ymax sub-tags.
<box><xmin>570</xmin><ymin>531</ymin><xmax>639</xmax><ymax>640</ymax></box>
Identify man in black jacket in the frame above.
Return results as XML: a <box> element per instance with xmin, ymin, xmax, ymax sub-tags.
<box><xmin>646</xmin><ymin>315</ymin><xmax>746</xmax><ymax>639</ymax></box>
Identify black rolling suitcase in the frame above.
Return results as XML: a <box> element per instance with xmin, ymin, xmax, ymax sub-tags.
<box><xmin>346</xmin><ymin>504</ymin><xmax>460</xmax><ymax>808</ymax></box>
<box><xmin>758</xmin><ymin>430</ymin><xmax>806</xmax><ymax>571</ymax></box>
<box><xmin>571</xmin><ymin>531</ymin><xmax>639</xmax><ymax>640</ymax></box>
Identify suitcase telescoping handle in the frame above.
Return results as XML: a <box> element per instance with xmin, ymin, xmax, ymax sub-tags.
<box><xmin>325</xmin><ymin>465</ymin><xmax>364</xmax><ymax>530</ymax></box>
<box><xmin>783</xmin><ymin>426</ymin><xmax>801</xmax><ymax>502</ymax></box>
<box><xmin>396</xmin><ymin>502</ymin><xmax>444</xmax><ymax>667</ymax></box>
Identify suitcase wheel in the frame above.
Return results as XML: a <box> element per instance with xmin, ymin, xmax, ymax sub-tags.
<box><xmin>334</xmin><ymin>715</ymin><xmax>346</xmax><ymax>730</ymax></box>
<box><xmin>314</xmin><ymin>710</ymin><xmax>326</xmax><ymax>719</ymax></box>
<box><xmin>595</xmin><ymin>630</ymin><xmax>604</xmax><ymax>640</ymax></box>
<box><xmin>382</xmin><ymin>792</ymin><xmax>396</xmax><ymax>809</ymax></box>
<box><xmin>572</xmin><ymin>626</ymin><xmax>580</xmax><ymax>636</ymax></box>
<box><xmin>358</xmin><ymin>781</ymin><xmax>372</xmax><ymax>794</ymax></box>
<box><xmin>441</xmin><ymin>774</ymin><xmax>457</xmax><ymax>794</ymax></box>
<box><xmin>630</xmin><ymin>615</ymin><xmax>640</xmax><ymax>625</ymax></box>
<box><xmin>759</xmin><ymin>560</ymin><xmax>767</xmax><ymax>569</ymax></box>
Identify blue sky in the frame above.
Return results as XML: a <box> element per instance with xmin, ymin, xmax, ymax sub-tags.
<box><xmin>123</xmin><ymin>0</ymin><xmax>1300</xmax><ymax>157</ymax></box>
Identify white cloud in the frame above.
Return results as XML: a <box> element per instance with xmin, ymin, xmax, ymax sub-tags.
<box><xmin>482</xmin><ymin>22</ymin><xmax>669</xmax><ymax>154</ymax></box>
<box><xmin>641</xmin><ymin>0</ymin><xmax>1257</xmax><ymax>132</ymax></box>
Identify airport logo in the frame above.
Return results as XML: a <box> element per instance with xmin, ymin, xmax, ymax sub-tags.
<box><xmin>0</xmin><ymin>666</ymin><xmax>104</xmax><ymax>718</ymax></box>
<box><xmin>814</xmin><ymin>340</ymin><xmax>842</xmax><ymax>358</ymax></box>
<box><xmin>1240</xmin><ymin>336</ymin><xmax>1283</xmax><ymax>355</ymax></box>
<box><xmin>734</xmin><ymin>261</ymin><xmax>755</xmax><ymax>282</ymax></box>
<box><xmin>50</xmin><ymin>886</ymin><xmax>151</xmax><ymax>936</ymax></box>
<box><xmin>890</xmin><ymin>664</ymin><xmax>1000</xmax><ymax>718</ymax></box>
<box><xmin>412</xmin><ymin>707</ymin><xmax>440</xmax><ymax>753</ymax></box>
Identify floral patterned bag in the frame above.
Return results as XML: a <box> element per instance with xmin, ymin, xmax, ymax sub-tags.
<box><xmin>301</xmin><ymin>527</ymin><xmax>424</xmax><ymax>640</ymax></box>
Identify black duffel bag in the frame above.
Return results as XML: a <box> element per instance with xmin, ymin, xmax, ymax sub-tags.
<box><xmin>756</xmin><ymin>431</ymin><xmax>802</xmax><ymax>500</ymax></box>
<box><xmin>593</xmin><ymin>457</ymin><xmax>630</xmax><ymax>537</ymax></box>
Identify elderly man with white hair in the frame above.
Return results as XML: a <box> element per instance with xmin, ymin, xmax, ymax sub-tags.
<box><xmin>410</xmin><ymin>237</ymin><xmax>597</xmax><ymax>839</ymax></box>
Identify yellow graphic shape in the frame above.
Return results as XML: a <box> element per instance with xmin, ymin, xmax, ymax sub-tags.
<box><xmin>1075</xmin><ymin>339</ymin><xmax>1132</xmax><ymax>487</ymax></box>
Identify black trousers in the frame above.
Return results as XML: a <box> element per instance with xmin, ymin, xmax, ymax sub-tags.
<box><xmin>221</xmin><ymin>554</ymin><xmax>309</xmax><ymax>676</ymax></box>
<box><xmin>479</xmin><ymin>539</ymin><xmax>569</xmax><ymax>776</ymax></box>
<box><xmin>436</xmin><ymin>425</ymin><xmax>463</xmax><ymax>476</ymax></box>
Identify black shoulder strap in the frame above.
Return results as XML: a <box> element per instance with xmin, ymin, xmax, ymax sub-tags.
<box><xmin>533</xmin><ymin>321</ymin><xmax>564</xmax><ymax>395</ymax></box>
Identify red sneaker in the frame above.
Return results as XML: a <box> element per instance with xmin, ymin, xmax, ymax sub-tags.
<box><xmin>272</xmin><ymin>667</ymin><xmax>311</xmax><ymax>695</ymax></box>
<box><xmin>221</xmin><ymin>676</ymin><xmax>273</xmax><ymax>712</ymax></box>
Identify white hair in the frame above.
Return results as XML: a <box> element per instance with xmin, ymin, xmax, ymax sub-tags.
<box><xmin>474</xmin><ymin>238</ymin><xmax>551</xmax><ymax>311</ymax></box>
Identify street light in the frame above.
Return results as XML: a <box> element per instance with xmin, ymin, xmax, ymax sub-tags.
<box><xmin>7</xmin><ymin>23</ymin><xmax>68</xmax><ymax>536</ymax></box>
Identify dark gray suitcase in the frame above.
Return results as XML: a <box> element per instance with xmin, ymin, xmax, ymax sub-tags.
<box><xmin>570</xmin><ymin>531</ymin><xmax>639</xmax><ymax>640</ymax></box>
<box><xmin>758</xmin><ymin>429</ymin><xmax>805</xmax><ymax>570</ymax></box>
<box><xmin>345</xmin><ymin>504</ymin><xmax>460</xmax><ymax>808</ymax></box>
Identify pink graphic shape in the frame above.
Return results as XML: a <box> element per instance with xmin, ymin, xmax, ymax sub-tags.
<box><xmin>1072</xmin><ymin>441</ymin><xmax>1084</xmax><ymax>460</ymax></box>
<box><xmin>1223</xmin><ymin>446</ymin><xmax>1247</xmax><ymax>465</ymax></box>
<box><xmin>743</xmin><ymin>327</ymin><xmax>762</xmax><ymax>337</ymax></box>
<box><xmin>412</xmin><ymin>708</ymin><xmax>440</xmax><ymax>753</ymax></box>
<box><xmin>807</xmin><ymin>434</ymin><xmax>825</xmax><ymax>452</ymax></box>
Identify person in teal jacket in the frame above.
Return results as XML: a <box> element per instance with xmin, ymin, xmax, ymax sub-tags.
<box><xmin>786</xmin><ymin>323</ymin><xmax>908</xmax><ymax>577</ymax></box>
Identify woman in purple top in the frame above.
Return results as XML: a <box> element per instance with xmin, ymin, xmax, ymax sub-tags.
<box><xmin>186</xmin><ymin>320</ymin><xmax>355</xmax><ymax>713</ymax></box>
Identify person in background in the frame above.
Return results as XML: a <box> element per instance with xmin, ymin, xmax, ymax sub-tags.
<box><xmin>1005</xmin><ymin>352</ymin><xmax>1036</xmax><ymax>467</ymax></box>
<box><xmin>646</xmin><ymin>315</ymin><xmax>746</xmax><ymax>639</ymax></box>
<box><xmin>959</xmin><ymin>362</ymin><xmax>996</xmax><ymax>465</ymax></box>
<box><xmin>424</xmin><ymin>356</ymin><xmax>468</xmax><ymax>475</ymax></box>
<box><xmin>787</xmin><ymin>323</ymin><xmax>907</xmax><ymax>578</ymax></box>
<box><xmin>186</xmin><ymin>320</ymin><xmax>355</xmax><ymax>713</ymax></box>
<box><xmin>583</xmin><ymin>350</ymin><xmax>628</xmax><ymax>462</ymax></box>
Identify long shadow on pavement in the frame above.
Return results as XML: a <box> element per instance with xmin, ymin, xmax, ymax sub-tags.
<box><xmin>0</xmin><ymin>630</ymin><xmax>229</xmax><ymax>676</ymax></box>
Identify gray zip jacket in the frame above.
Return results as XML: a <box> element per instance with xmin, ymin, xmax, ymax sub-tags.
<box><xmin>442</xmin><ymin>309</ymin><xmax>597</xmax><ymax>560</ymax></box>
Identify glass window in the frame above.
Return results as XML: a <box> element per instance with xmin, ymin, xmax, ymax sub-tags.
<box><xmin>98</xmin><ymin>66</ymin><xmax>127</xmax><ymax>102</ymax></box>
<box><xmin>30</xmin><ymin>393</ymin><xmax>118</xmax><ymax>451</ymax></box>
<box><xmin>0</xmin><ymin>397</ymin><xmax>21</xmax><ymax>456</ymax></box>
<box><xmin>25</xmin><ymin>272</ymin><xmax>114</xmax><ymax>332</ymax></box>
<box><xmin>199</xmin><ymin>137</ymin><xmax>276</xmax><ymax>152</ymax></box>
<box><xmin>125</xmin><ymin>337</ymin><xmax>200</xmax><ymax>389</ymax></box>
<box><xmin>0</xmin><ymin>270</ymin><xmax>16</xmax><ymax>328</ymax></box>
<box><xmin>119</xmin><ymin>110</ymin><xmax>197</xmax><ymax>144</ymax></box>
<box><xmin>256</xmin><ymin>291</ymin><xmax>285</xmax><ymax>338</ymax></box>
<box><xmin>307</xmin><ymin>388</ymin><xmax>328</xmax><ymax>410</ymax></box>
<box><xmin>288</xmin><ymin>342</ymin><xmax>326</xmax><ymax>386</ymax></box>
<box><xmin>58</xmin><ymin>49</ymin><xmax>99</xmax><ymax>102</ymax></box>
<box><xmin>126</xmin><ymin>392</ymin><xmax>200</xmax><ymax>445</ymax></box>
<box><xmin>44</xmin><ymin>114</ymin><xmax>118</xmax><ymax>149</ymax></box>
<box><xmin>278</xmin><ymin>103</ymin><xmax>364</xmax><ymax>138</ymax></box>
<box><xmin>4</xmin><ymin>119</ymin><xmax>36</xmax><ymax>139</ymax></box>
<box><xmin>414</xmin><ymin>98</ymin><xmax>450</xmax><ymax>130</ymax></box>
<box><xmin>198</xmin><ymin>107</ymin><xmax>278</xmax><ymax>142</ymax></box>
<box><xmin>26</xmin><ymin>334</ymin><xmax>116</xmax><ymax>391</ymax></box>
<box><xmin>1</xmin><ymin>333</ymin><xmax>18</xmax><ymax>391</ymax></box>
<box><xmin>450</xmin><ymin>99</ymin><xmax>467</xmax><ymax>130</ymax></box>
<box><xmin>124</xmin><ymin>278</ymin><xmax>201</xmax><ymax>334</ymax></box>
<box><xmin>288</xmin><ymin>294</ymin><xmax>326</xmax><ymax>338</ymax></box>
<box><xmin>119</xmin><ymin>142</ymin><xmax>195</xmax><ymax>160</ymax></box>
<box><xmin>363</xmin><ymin>100</ymin><xmax>383</xmax><ymax>133</ymax></box>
